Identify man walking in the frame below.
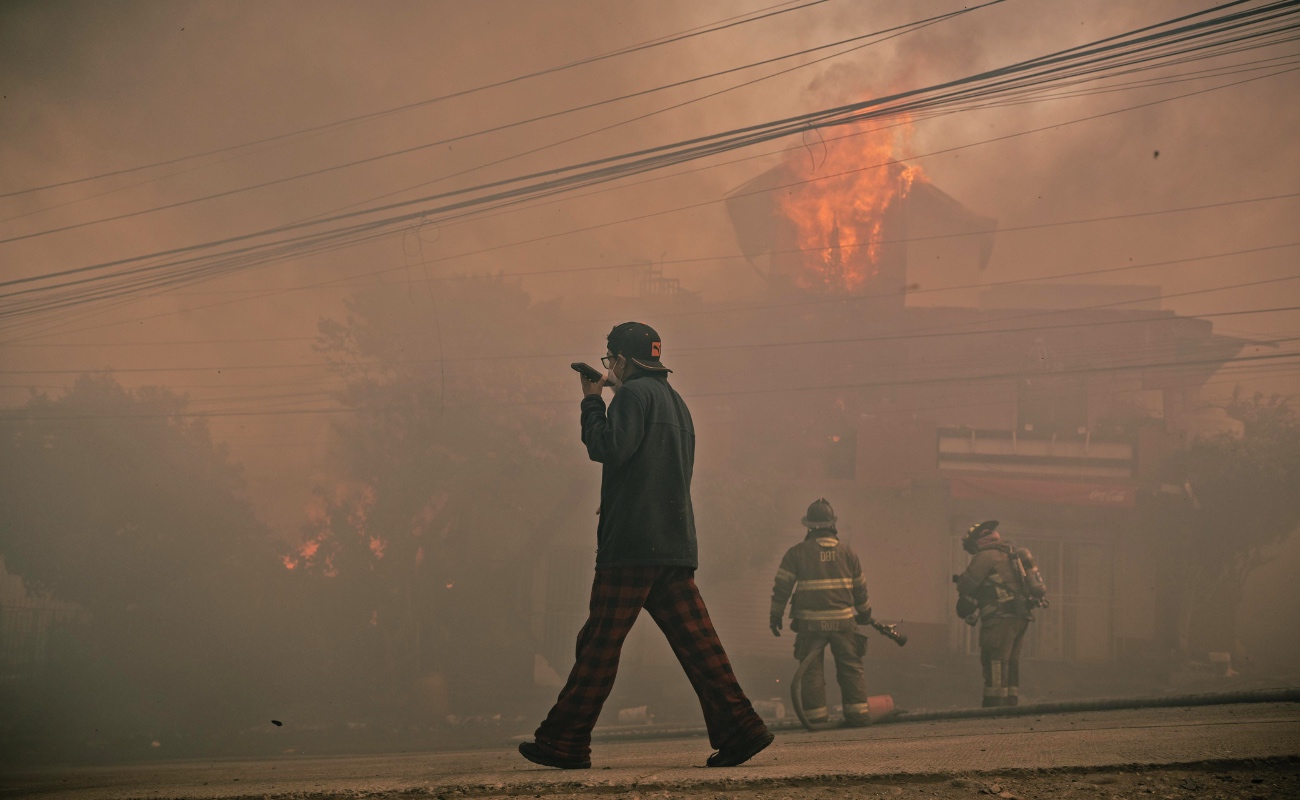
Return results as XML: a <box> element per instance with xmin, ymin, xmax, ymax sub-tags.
<box><xmin>954</xmin><ymin>520</ymin><xmax>1036</xmax><ymax>707</ymax></box>
<box><xmin>520</xmin><ymin>322</ymin><xmax>772</xmax><ymax>769</ymax></box>
<box><xmin>769</xmin><ymin>498</ymin><xmax>875</xmax><ymax>726</ymax></box>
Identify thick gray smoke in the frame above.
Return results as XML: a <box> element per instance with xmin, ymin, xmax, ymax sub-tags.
<box><xmin>1</xmin><ymin>0</ymin><xmax>1297</xmax><ymax>764</ymax></box>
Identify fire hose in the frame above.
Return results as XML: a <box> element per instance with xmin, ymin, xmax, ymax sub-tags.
<box><xmin>790</xmin><ymin>621</ymin><xmax>907</xmax><ymax>731</ymax></box>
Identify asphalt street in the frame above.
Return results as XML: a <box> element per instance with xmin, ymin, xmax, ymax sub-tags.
<box><xmin>5</xmin><ymin>702</ymin><xmax>1298</xmax><ymax>799</ymax></box>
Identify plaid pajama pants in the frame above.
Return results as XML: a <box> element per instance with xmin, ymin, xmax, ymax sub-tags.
<box><xmin>533</xmin><ymin>565</ymin><xmax>768</xmax><ymax>760</ymax></box>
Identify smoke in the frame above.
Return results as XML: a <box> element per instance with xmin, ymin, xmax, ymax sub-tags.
<box><xmin>1</xmin><ymin>0</ymin><xmax>1298</xmax><ymax>762</ymax></box>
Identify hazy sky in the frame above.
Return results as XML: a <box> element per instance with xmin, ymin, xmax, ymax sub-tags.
<box><xmin>2</xmin><ymin>0</ymin><xmax>1297</xmax><ymax>530</ymax></box>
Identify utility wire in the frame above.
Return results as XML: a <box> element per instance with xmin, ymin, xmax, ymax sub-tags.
<box><xmin>6</xmin><ymin>64</ymin><xmax>1297</xmax><ymax>335</ymax></box>
<box><xmin>5</xmin><ymin>268</ymin><xmax>1298</xmax><ymax>375</ymax></box>
<box><xmin>0</xmin><ymin>1</ymin><xmax>985</xmax><ymax>242</ymax></box>
<box><xmin>3</xmin><ymin>0</ymin><xmax>1285</xmax><ymax>291</ymax></box>
<box><xmin>5</xmin><ymin>1</ymin><xmax>1294</xmax><ymax>338</ymax></box>
<box><xmin>2</xmin><ymin>183</ymin><xmax>1294</xmax><ymax>350</ymax></box>
<box><xmin>4</xmin><ymin>302</ymin><xmax>1300</xmax><ymax>350</ymax></box>
<box><xmin>5</xmin><ymin>351</ymin><xmax>1298</xmax><ymax>420</ymax></box>
<box><xmin>0</xmin><ymin>0</ymin><xmax>830</xmax><ymax>199</ymax></box>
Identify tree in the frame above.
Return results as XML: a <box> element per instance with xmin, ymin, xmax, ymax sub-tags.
<box><xmin>289</xmin><ymin>277</ymin><xmax>589</xmax><ymax>717</ymax></box>
<box><xmin>1155</xmin><ymin>392</ymin><xmax>1300</xmax><ymax>657</ymax></box>
<box><xmin>0</xmin><ymin>374</ymin><xmax>285</xmax><ymax>750</ymax></box>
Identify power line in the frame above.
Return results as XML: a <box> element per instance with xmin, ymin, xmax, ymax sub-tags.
<box><xmin>7</xmin><ymin>78</ymin><xmax>1298</xmax><ymax>342</ymax></box>
<box><xmin>27</xmin><ymin>47</ymin><xmax>1289</xmax><ymax>335</ymax></box>
<box><xmin>299</xmin><ymin>0</ymin><xmax>1005</xmax><ymax>235</ymax></box>
<box><xmin>223</xmin><ymin>50</ymin><xmax>1300</xmax><ymax>252</ymax></box>
<box><xmin>5</xmin><ymin>266</ymin><xmax>1298</xmax><ymax>375</ymax></box>
<box><xmin>326</xmin><ymin>10</ymin><xmax>1300</xmax><ymax>237</ymax></box>
<box><xmin>7</xmin><ymin>328</ymin><xmax>1296</xmax><ymax>418</ymax></box>
<box><xmin>197</xmin><ymin>366</ymin><xmax>1300</xmax><ymax>450</ymax></box>
<box><xmin>12</xmin><ymin>338</ymin><xmax>1300</xmax><ymax>403</ymax></box>
<box><xmin>6</xmin><ymin>350</ymin><xmax>1298</xmax><ymax>420</ymax></box>
<box><xmin>0</xmin><ymin>0</ymin><xmax>831</xmax><ymax>200</ymax></box>
<box><xmin>21</xmin><ymin>331</ymin><xmax>1288</xmax><ymax>412</ymax></box>
<box><xmin>2</xmin><ymin>13</ymin><xmax>1295</xmax><ymax>344</ymax></box>
<box><xmin>1</xmin><ymin>74</ymin><xmax>1287</xmax><ymax>344</ymax></box>
<box><xmin>0</xmin><ymin>1</ymin><xmax>992</xmax><ymax>244</ymax></box>
<box><xmin>8</xmin><ymin>301</ymin><xmax>1299</xmax><ymax>352</ymax></box>
<box><xmin>4</xmin><ymin>0</ymin><xmax>1289</xmax><ymax>301</ymax></box>
<box><xmin>4</xmin><ymin>193</ymin><xmax>1294</xmax><ymax>313</ymax></box>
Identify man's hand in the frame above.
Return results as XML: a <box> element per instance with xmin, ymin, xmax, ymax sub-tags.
<box><xmin>580</xmin><ymin>373</ymin><xmax>607</xmax><ymax>397</ymax></box>
<box><xmin>769</xmin><ymin>617</ymin><xmax>782</xmax><ymax>637</ymax></box>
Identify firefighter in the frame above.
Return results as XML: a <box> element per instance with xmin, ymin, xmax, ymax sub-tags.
<box><xmin>954</xmin><ymin>520</ymin><xmax>1036</xmax><ymax>708</ymax></box>
<box><xmin>769</xmin><ymin>498</ymin><xmax>874</xmax><ymax>726</ymax></box>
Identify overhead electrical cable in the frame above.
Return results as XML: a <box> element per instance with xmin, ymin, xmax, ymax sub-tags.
<box><xmin>3</xmin><ymin>187</ymin><xmax>1293</xmax><ymax>334</ymax></box>
<box><xmin>1</xmin><ymin>0</ymin><xmax>1281</xmax><ymax>274</ymax></box>
<box><xmin>6</xmin><ymin>269</ymin><xmax>1299</xmax><ymax>376</ymax></box>
<box><xmin>7</xmin><ymin>64</ymin><xmax>1296</xmax><ymax>332</ymax></box>
<box><xmin>5</xmin><ymin>350</ymin><xmax>1298</xmax><ymax>420</ymax></box>
<box><xmin>2</xmin><ymin>181</ymin><xmax>1296</xmax><ymax>346</ymax></box>
<box><xmin>0</xmin><ymin>0</ymin><xmax>831</xmax><ymax>199</ymax></box>
<box><xmin>5</xmin><ymin>302</ymin><xmax>1300</xmax><ymax>350</ymax></box>
<box><xmin>344</xmin><ymin>0</ymin><xmax>1300</xmax><ymax>225</ymax></box>
<box><xmin>2</xmin><ymin>1</ymin><xmax>1296</xmax><ymax>333</ymax></box>
<box><xmin>302</xmin><ymin>0</ymin><xmax>1005</xmax><ymax>232</ymax></box>
<box><xmin>0</xmin><ymin>1</ymin><xmax>995</xmax><ymax>242</ymax></box>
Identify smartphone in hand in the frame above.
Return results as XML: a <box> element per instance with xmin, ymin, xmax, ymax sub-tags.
<box><xmin>571</xmin><ymin>362</ymin><xmax>604</xmax><ymax>382</ymax></box>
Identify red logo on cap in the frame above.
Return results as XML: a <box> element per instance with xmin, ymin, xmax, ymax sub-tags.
<box><xmin>651</xmin><ymin>341</ymin><xmax>661</xmax><ymax>357</ymax></box>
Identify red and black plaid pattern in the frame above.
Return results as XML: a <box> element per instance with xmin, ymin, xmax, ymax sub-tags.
<box><xmin>533</xmin><ymin>566</ymin><xmax>768</xmax><ymax>760</ymax></box>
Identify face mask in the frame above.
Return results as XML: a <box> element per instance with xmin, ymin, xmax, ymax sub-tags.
<box><xmin>604</xmin><ymin>367</ymin><xmax>622</xmax><ymax>392</ymax></box>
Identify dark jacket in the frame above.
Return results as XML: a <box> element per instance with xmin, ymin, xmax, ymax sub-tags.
<box><xmin>956</xmin><ymin>542</ymin><xmax>1032</xmax><ymax>621</ymax></box>
<box><xmin>770</xmin><ymin>532</ymin><xmax>871</xmax><ymax>632</ymax></box>
<box><xmin>580</xmin><ymin>372</ymin><xmax>697</xmax><ymax>569</ymax></box>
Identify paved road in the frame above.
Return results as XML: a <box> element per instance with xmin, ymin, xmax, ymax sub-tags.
<box><xmin>6</xmin><ymin>702</ymin><xmax>1299</xmax><ymax>799</ymax></box>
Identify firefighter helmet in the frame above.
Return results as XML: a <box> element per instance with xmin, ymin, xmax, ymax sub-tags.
<box><xmin>801</xmin><ymin>498</ymin><xmax>837</xmax><ymax>529</ymax></box>
<box><xmin>962</xmin><ymin>520</ymin><xmax>999</xmax><ymax>554</ymax></box>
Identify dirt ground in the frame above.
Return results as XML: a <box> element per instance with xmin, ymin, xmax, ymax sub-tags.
<box><xmin>521</xmin><ymin>760</ymin><xmax>1300</xmax><ymax>800</ymax></box>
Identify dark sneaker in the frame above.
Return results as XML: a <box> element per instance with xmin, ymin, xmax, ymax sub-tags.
<box><xmin>705</xmin><ymin>730</ymin><xmax>774</xmax><ymax>767</ymax></box>
<box><xmin>518</xmin><ymin>741</ymin><xmax>591</xmax><ymax>770</ymax></box>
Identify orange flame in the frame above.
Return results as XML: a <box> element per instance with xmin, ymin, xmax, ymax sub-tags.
<box><xmin>283</xmin><ymin>482</ymin><xmax>377</xmax><ymax>575</ymax></box>
<box><xmin>775</xmin><ymin>120</ymin><xmax>919</xmax><ymax>293</ymax></box>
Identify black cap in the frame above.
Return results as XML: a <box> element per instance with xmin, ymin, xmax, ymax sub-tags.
<box><xmin>801</xmin><ymin>498</ymin><xmax>837</xmax><ymax>529</ymax></box>
<box><xmin>608</xmin><ymin>322</ymin><xmax>671</xmax><ymax>372</ymax></box>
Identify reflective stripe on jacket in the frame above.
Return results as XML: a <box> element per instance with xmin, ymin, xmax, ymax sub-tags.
<box><xmin>771</xmin><ymin>533</ymin><xmax>870</xmax><ymax>630</ymax></box>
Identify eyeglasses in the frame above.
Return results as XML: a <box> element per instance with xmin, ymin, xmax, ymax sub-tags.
<box><xmin>600</xmin><ymin>355</ymin><xmax>615</xmax><ymax>369</ymax></box>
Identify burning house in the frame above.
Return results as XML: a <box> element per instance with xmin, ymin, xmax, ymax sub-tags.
<box><xmin>725</xmin><ymin>127</ymin><xmax>996</xmax><ymax>306</ymax></box>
